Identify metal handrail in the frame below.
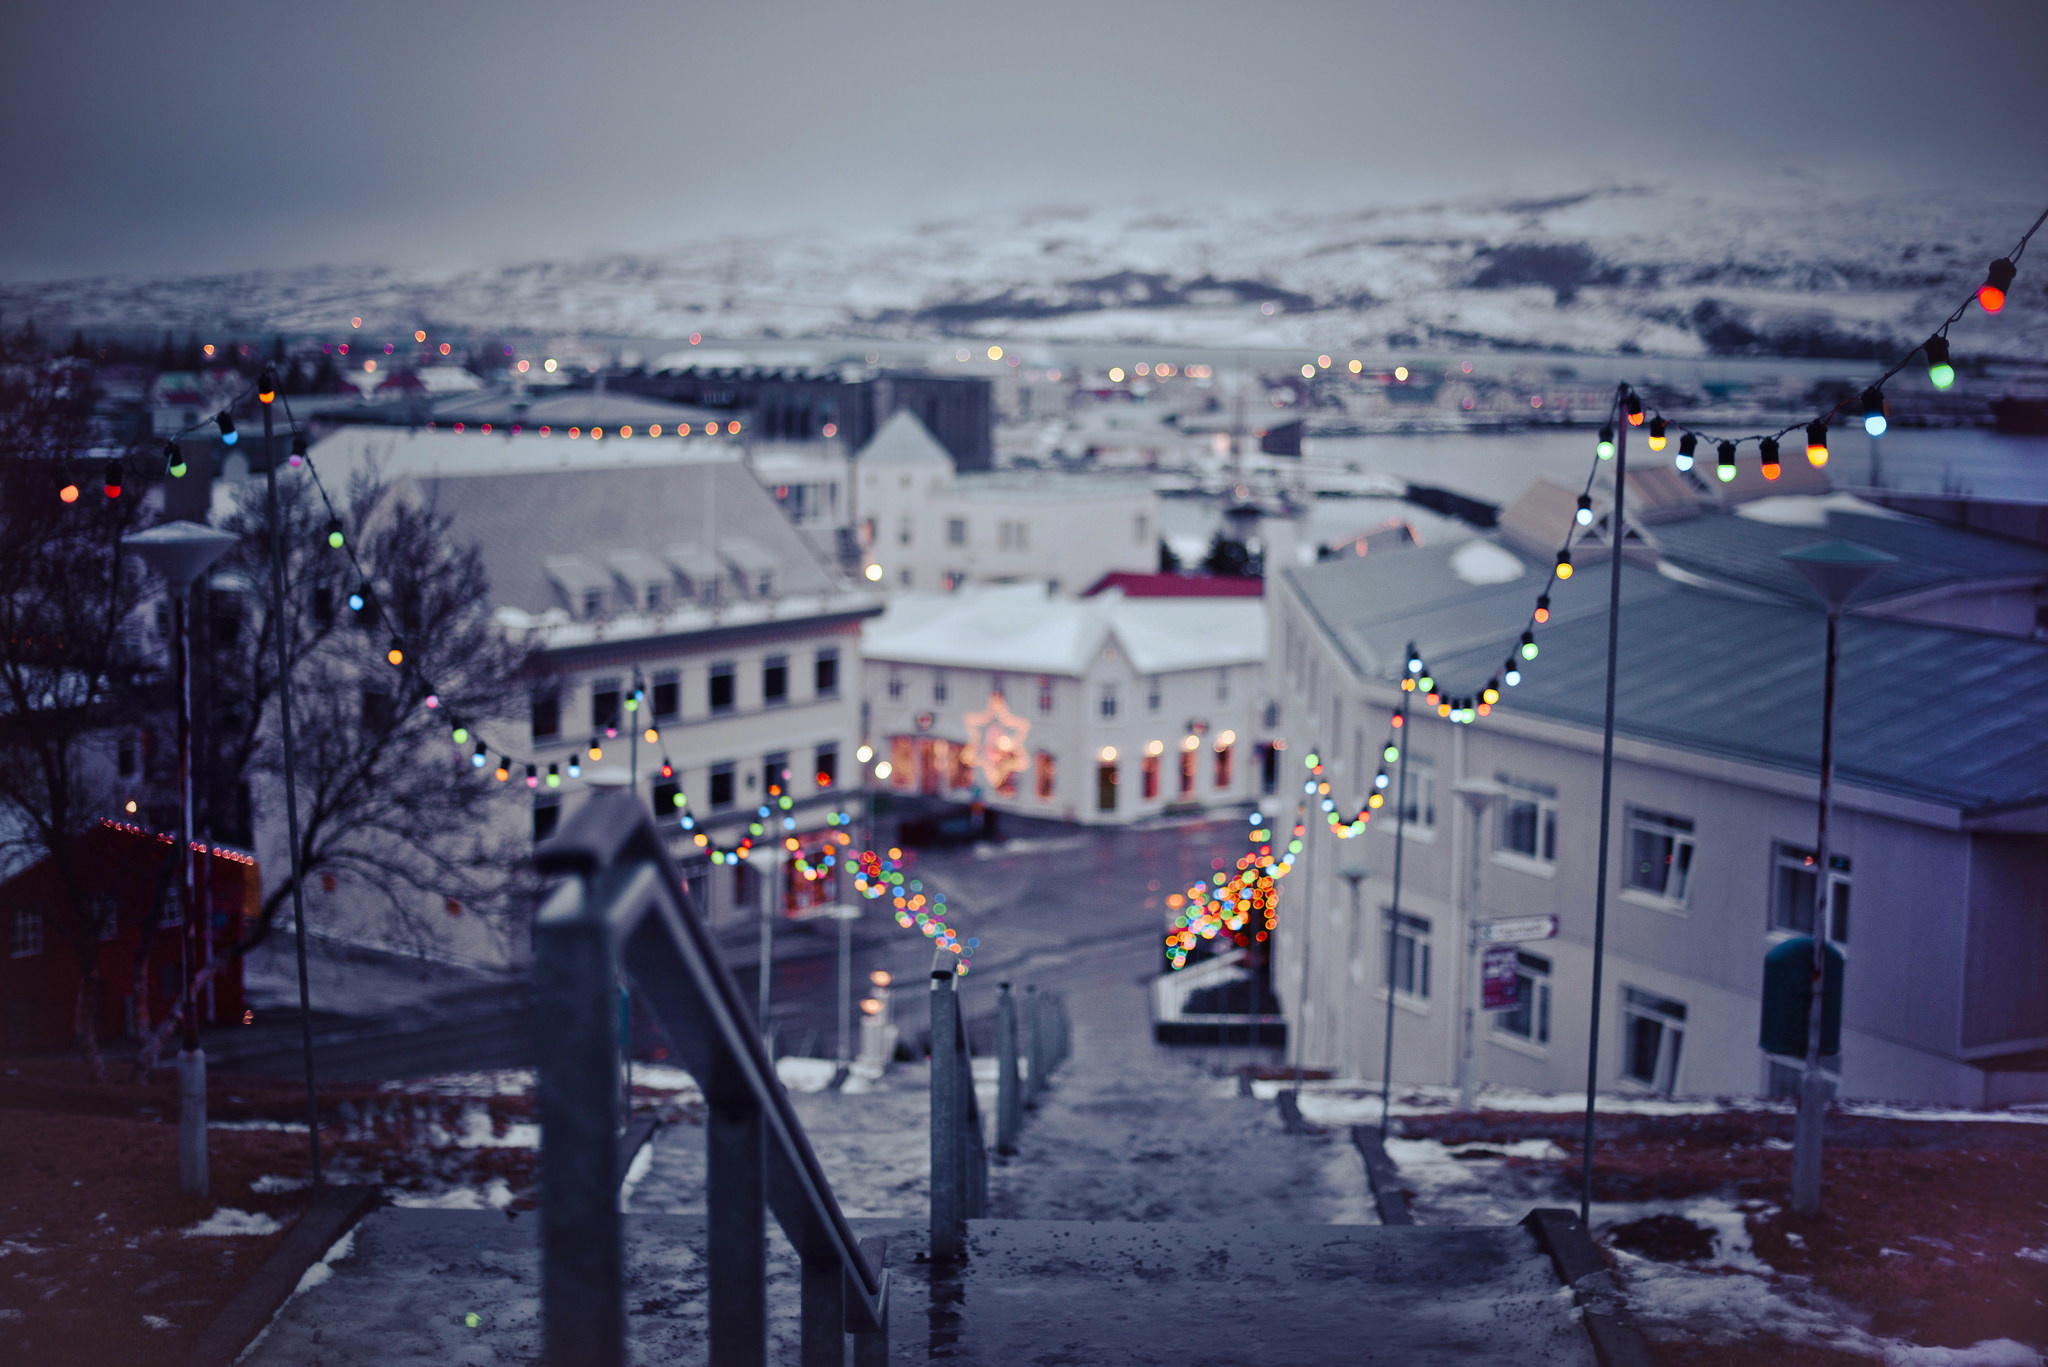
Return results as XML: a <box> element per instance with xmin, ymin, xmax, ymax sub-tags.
<box><xmin>533</xmin><ymin>790</ymin><xmax>887</xmax><ymax>1367</ymax></box>
<box><xmin>934</xmin><ymin>969</ymin><xmax>1070</xmax><ymax>1250</ymax></box>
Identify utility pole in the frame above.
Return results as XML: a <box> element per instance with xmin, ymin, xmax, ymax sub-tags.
<box><xmin>1453</xmin><ymin>780</ymin><xmax>1504</xmax><ymax>1113</ymax></box>
<box><xmin>1381</xmin><ymin>667</ymin><xmax>1415</xmax><ymax>1140</ymax></box>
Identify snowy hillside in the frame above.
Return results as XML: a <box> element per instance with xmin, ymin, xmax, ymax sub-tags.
<box><xmin>6</xmin><ymin>182</ymin><xmax>2043</xmax><ymax>361</ymax></box>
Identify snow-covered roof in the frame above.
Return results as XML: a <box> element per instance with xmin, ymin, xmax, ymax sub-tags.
<box><xmin>856</xmin><ymin>410</ymin><xmax>952</xmax><ymax>468</ymax></box>
<box><xmin>864</xmin><ymin>584</ymin><xmax>1265</xmax><ymax>676</ymax></box>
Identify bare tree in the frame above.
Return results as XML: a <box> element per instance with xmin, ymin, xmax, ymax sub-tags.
<box><xmin>129</xmin><ymin>462</ymin><xmax>530</xmax><ymax>1072</ymax></box>
<box><xmin>0</xmin><ymin>363</ymin><xmax>155</xmax><ymax>1080</ymax></box>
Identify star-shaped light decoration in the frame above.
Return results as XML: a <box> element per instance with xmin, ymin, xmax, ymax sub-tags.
<box><xmin>962</xmin><ymin>692</ymin><xmax>1031</xmax><ymax>791</ymax></box>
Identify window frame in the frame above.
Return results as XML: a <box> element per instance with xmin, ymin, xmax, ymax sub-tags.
<box><xmin>762</xmin><ymin>654</ymin><xmax>789</xmax><ymax>707</ymax></box>
<box><xmin>709</xmin><ymin>761</ymin><xmax>737</xmax><ymax>810</ymax></box>
<box><xmin>1621</xmin><ymin>986</ymin><xmax>1688</xmax><ymax>1094</ymax></box>
<box><xmin>1495</xmin><ymin>774</ymin><xmax>1559</xmax><ymax>866</ymax></box>
<box><xmin>652</xmin><ymin>672</ymin><xmax>680</xmax><ymax>721</ymax></box>
<box><xmin>530</xmin><ymin>688</ymin><xmax>561</xmax><ymax>741</ymax></box>
<box><xmin>814</xmin><ymin>649</ymin><xmax>840</xmax><ymax>700</ymax></box>
<box><xmin>1493</xmin><ymin>950</ymin><xmax>1553</xmax><ymax>1046</ymax></box>
<box><xmin>1769</xmin><ymin>843</ymin><xmax>1852</xmax><ymax>944</ymax></box>
<box><xmin>1624</xmin><ymin>807</ymin><xmax>1697</xmax><ymax>907</ymax></box>
<box><xmin>708</xmin><ymin>661</ymin><xmax>736</xmax><ymax>716</ymax></box>
<box><xmin>592</xmin><ymin>678</ymin><xmax>622</xmax><ymax>734</ymax></box>
<box><xmin>814</xmin><ymin>742</ymin><xmax>838</xmax><ymax>790</ymax></box>
<box><xmin>1388</xmin><ymin>912</ymin><xmax>1431</xmax><ymax>1001</ymax></box>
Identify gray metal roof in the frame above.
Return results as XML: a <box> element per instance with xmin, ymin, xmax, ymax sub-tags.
<box><xmin>407</xmin><ymin>459</ymin><xmax>840</xmax><ymax>617</ymax></box>
<box><xmin>1286</xmin><ymin>546</ymin><xmax>2048</xmax><ymax>818</ymax></box>
<box><xmin>1645</xmin><ymin>506</ymin><xmax>2048</xmax><ymax>606</ymax></box>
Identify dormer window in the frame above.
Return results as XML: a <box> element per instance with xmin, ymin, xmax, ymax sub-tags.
<box><xmin>583</xmin><ymin>588</ymin><xmax>604</xmax><ymax>618</ymax></box>
<box><xmin>645</xmin><ymin>583</ymin><xmax>662</xmax><ymax>611</ymax></box>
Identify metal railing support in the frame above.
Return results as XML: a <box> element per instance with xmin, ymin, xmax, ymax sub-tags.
<box><xmin>534</xmin><ymin>878</ymin><xmax>625</xmax><ymax>1367</ymax></box>
<box><xmin>1024</xmin><ymin>986</ymin><xmax>1044</xmax><ymax>1108</ymax></box>
<box><xmin>929</xmin><ymin>962</ymin><xmax>962</xmax><ymax>1260</ymax></box>
<box><xmin>707</xmin><ymin>1100</ymin><xmax>767</xmax><ymax>1364</ymax></box>
<box><xmin>995</xmin><ymin>982</ymin><xmax>1020</xmax><ymax>1154</ymax></box>
<box><xmin>534</xmin><ymin>793</ymin><xmax>888</xmax><ymax>1367</ymax></box>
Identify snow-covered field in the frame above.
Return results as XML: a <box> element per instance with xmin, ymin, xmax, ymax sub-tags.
<box><xmin>9</xmin><ymin>182</ymin><xmax>2043</xmax><ymax>363</ymax></box>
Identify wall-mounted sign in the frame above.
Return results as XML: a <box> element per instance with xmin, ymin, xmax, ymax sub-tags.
<box><xmin>1478</xmin><ymin>915</ymin><xmax>1558</xmax><ymax>945</ymax></box>
<box><xmin>1482</xmin><ymin>944</ymin><xmax>1521</xmax><ymax>1011</ymax></box>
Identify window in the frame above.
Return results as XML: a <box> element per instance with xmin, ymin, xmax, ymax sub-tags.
<box><xmin>763</xmin><ymin>655</ymin><xmax>789</xmax><ymax>707</ymax></box>
<box><xmin>709</xmin><ymin>662</ymin><xmax>735</xmax><ymax>715</ymax></box>
<box><xmin>814</xmin><ymin>649</ymin><xmax>839</xmax><ymax>699</ymax></box>
<box><xmin>1389</xmin><ymin>913</ymin><xmax>1431</xmax><ymax>999</ymax></box>
<box><xmin>1038</xmin><ymin>677</ymin><xmax>1054</xmax><ymax>714</ymax></box>
<box><xmin>1497</xmin><ymin>775</ymin><xmax>1557</xmax><ymax>863</ymax></box>
<box><xmin>941</xmin><ymin>571</ymin><xmax>965</xmax><ymax>591</ymax></box>
<box><xmin>933</xmin><ymin>672</ymin><xmax>948</xmax><ymax>703</ymax></box>
<box><xmin>1214</xmin><ymin>741</ymin><xmax>1233</xmax><ymax>788</ymax></box>
<box><xmin>1035</xmin><ymin>752</ymin><xmax>1056</xmax><ymax>800</ymax></box>
<box><xmin>814</xmin><ymin>743</ymin><xmax>838</xmax><ymax>789</ymax></box>
<box><xmin>592</xmin><ymin>679</ymin><xmax>622</xmax><ymax>734</ymax></box>
<box><xmin>757</xmin><ymin>571</ymin><xmax>774</xmax><ymax>598</ymax></box>
<box><xmin>710</xmin><ymin>761</ymin><xmax>736</xmax><ymax>810</ymax></box>
<box><xmin>583</xmin><ymin>588</ymin><xmax>605</xmax><ymax>618</ymax></box>
<box><xmin>1098</xmin><ymin>685</ymin><xmax>1118</xmax><ymax>720</ymax></box>
<box><xmin>1494</xmin><ymin>952</ymin><xmax>1553</xmax><ymax>1045</ymax></box>
<box><xmin>1771</xmin><ymin>844</ymin><xmax>1852</xmax><ymax>943</ymax></box>
<box><xmin>1622</xmin><ymin>987</ymin><xmax>1687</xmax><ymax>1093</ymax></box>
<box><xmin>947</xmin><ymin>517</ymin><xmax>967</xmax><ymax>546</ymax></box>
<box><xmin>652</xmin><ymin>778</ymin><xmax>680</xmax><ymax>815</ymax></box>
<box><xmin>530</xmin><ymin>689</ymin><xmax>560</xmax><ymax>740</ymax></box>
<box><xmin>533</xmin><ymin>795</ymin><xmax>561</xmax><ymax>843</ymax></box>
<box><xmin>887</xmin><ymin>670</ymin><xmax>904</xmax><ymax>702</ymax></box>
<box><xmin>1179</xmin><ymin>746</ymin><xmax>1197</xmax><ymax>797</ymax></box>
<box><xmin>763</xmin><ymin>751</ymin><xmax>790</xmax><ymax>795</ymax></box>
<box><xmin>1626</xmin><ymin>808</ymin><xmax>1696</xmax><ymax>904</ymax></box>
<box><xmin>12</xmin><ymin>907</ymin><xmax>44</xmax><ymax>957</ymax></box>
<box><xmin>652</xmin><ymin>673</ymin><xmax>679</xmax><ymax>721</ymax></box>
<box><xmin>898</xmin><ymin>515</ymin><xmax>913</xmax><ymax>546</ymax></box>
<box><xmin>1141</xmin><ymin>753</ymin><xmax>1161</xmax><ymax>800</ymax></box>
<box><xmin>998</xmin><ymin>520</ymin><xmax>1028</xmax><ymax>551</ymax></box>
<box><xmin>1382</xmin><ymin>761</ymin><xmax>1436</xmax><ymax>829</ymax></box>
<box><xmin>645</xmin><ymin>582</ymin><xmax>663</xmax><ymax>612</ymax></box>
<box><xmin>361</xmin><ymin>686</ymin><xmax>395</xmax><ymax>733</ymax></box>
<box><xmin>117</xmin><ymin>737</ymin><xmax>136</xmax><ymax>778</ymax></box>
<box><xmin>1146</xmin><ymin>678</ymin><xmax>1162</xmax><ymax>712</ymax></box>
<box><xmin>1217</xmin><ymin>668</ymin><xmax>1230</xmax><ymax>702</ymax></box>
<box><xmin>1260</xmin><ymin>742</ymin><xmax>1280</xmax><ymax>796</ymax></box>
<box><xmin>1097</xmin><ymin>759</ymin><xmax>1119</xmax><ymax>813</ymax></box>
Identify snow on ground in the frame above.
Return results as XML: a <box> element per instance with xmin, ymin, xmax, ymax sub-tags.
<box><xmin>1274</xmin><ymin>1079</ymin><xmax>2048</xmax><ymax>1128</ymax></box>
<box><xmin>181</xmin><ymin>1208</ymin><xmax>284</xmax><ymax>1237</ymax></box>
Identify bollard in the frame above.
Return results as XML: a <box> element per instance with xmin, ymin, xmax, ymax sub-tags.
<box><xmin>929</xmin><ymin>959</ymin><xmax>961</xmax><ymax>1260</ymax></box>
<box><xmin>995</xmin><ymin>982</ymin><xmax>1020</xmax><ymax>1154</ymax></box>
<box><xmin>177</xmin><ymin>1046</ymin><xmax>208</xmax><ymax>1196</ymax></box>
<box><xmin>1024</xmin><ymin>986</ymin><xmax>1043</xmax><ymax>1108</ymax></box>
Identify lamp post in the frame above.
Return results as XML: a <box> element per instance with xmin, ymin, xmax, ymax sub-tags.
<box><xmin>1781</xmin><ymin>539</ymin><xmax>1895</xmax><ymax>1217</ymax></box>
<box><xmin>127</xmin><ymin>520</ymin><xmax>239</xmax><ymax>1197</ymax></box>
<box><xmin>1452</xmin><ymin>779</ymin><xmax>1505</xmax><ymax>1113</ymax></box>
<box><xmin>1337</xmin><ymin>858</ymin><xmax>1373</xmax><ymax>1087</ymax></box>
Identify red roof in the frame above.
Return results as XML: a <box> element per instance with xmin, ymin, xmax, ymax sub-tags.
<box><xmin>1082</xmin><ymin>572</ymin><xmax>1264</xmax><ymax>598</ymax></box>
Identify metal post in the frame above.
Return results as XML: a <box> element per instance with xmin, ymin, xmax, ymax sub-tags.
<box><xmin>800</xmin><ymin>1252</ymin><xmax>846</xmax><ymax>1367</ymax></box>
<box><xmin>1579</xmin><ymin>396</ymin><xmax>1628</xmax><ymax>1226</ymax></box>
<box><xmin>1293</xmin><ymin>793</ymin><xmax>1317</xmax><ymax>1093</ymax></box>
<box><xmin>1453</xmin><ymin>783</ymin><xmax>1501</xmax><ymax>1113</ymax></box>
<box><xmin>261</xmin><ymin>397</ymin><xmax>322</xmax><ymax>1189</ymax></box>
<box><xmin>995</xmin><ymin>982</ymin><xmax>1019</xmax><ymax>1154</ymax></box>
<box><xmin>1791</xmin><ymin>609</ymin><xmax>1842</xmax><ymax>1217</ymax></box>
<box><xmin>757</xmin><ymin>850</ymin><xmax>774</xmax><ymax>1035</ymax></box>
<box><xmin>929</xmin><ymin>962</ymin><xmax>961</xmax><ymax>1259</ymax></box>
<box><xmin>535</xmin><ymin>882</ymin><xmax>626</xmax><ymax>1367</ymax></box>
<box><xmin>1024</xmin><ymin>986</ymin><xmax>1043</xmax><ymax>1107</ymax></box>
<box><xmin>707</xmin><ymin>1101</ymin><xmax>766</xmax><ymax>1365</ymax></box>
<box><xmin>1381</xmin><ymin>689</ymin><xmax>1410</xmax><ymax>1140</ymax></box>
<box><xmin>837</xmin><ymin>905</ymin><xmax>853</xmax><ymax>1063</ymax></box>
<box><xmin>167</xmin><ymin>588</ymin><xmax>209</xmax><ymax>1196</ymax></box>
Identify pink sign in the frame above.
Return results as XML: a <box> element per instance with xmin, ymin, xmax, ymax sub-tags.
<box><xmin>1482</xmin><ymin>944</ymin><xmax>1521</xmax><ymax>1011</ymax></box>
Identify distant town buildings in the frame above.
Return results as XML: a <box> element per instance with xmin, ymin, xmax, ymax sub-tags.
<box><xmin>854</xmin><ymin>411</ymin><xmax>1162</xmax><ymax>594</ymax></box>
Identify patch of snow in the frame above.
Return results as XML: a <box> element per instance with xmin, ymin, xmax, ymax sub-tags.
<box><xmin>142</xmin><ymin>1313</ymin><xmax>176</xmax><ymax>1330</ymax></box>
<box><xmin>1884</xmin><ymin>1343</ymin><xmax>2044</xmax><ymax>1367</ymax></box>
<box><xmin>776</xmin><ymin>1056</ymin><xmax>839</xmax><ymax>1094</ymax></box>
<box><xmin>1449</xmin><ymin>540</ymin><xmax>1525</xmax><ymax>585</ymax></box>
<box><xmin>0</xmin><ymin>1308</ymin><xmax>22</xmax><ymax>1323</ymax></box>
<box><xmin>209</xmin><ymin>1119</ymin><xmax>306</xmax><ymax>1132</ymax></box>
<box><xmin>251</xmin><ymin>1174</ymin><xmax>309</xmax><ymax>1194</ymax></box>
<box><xmin>382</xmin><ymin>1069</ymin><xmax>536</xmax><ymax>1097</ymax></box>
<box><xmin>236</xmin><ymin>1229</ymin><xmax>357</xmax><ymax>1364</ymax></box>
<box><xmin>2016</xmin><ymin>1247</ymin><xmax>2048</xmax><ymax>1264</ymax></box>
<box><xmin>448</xmin><ymin>1104</ymin><xmax>539</xmax><ymax>1149</ymax></box>
<box><xmin>183</xmin><ymin>1208</ymin><xmax>284</xmax><ymax>1237</ymax></box>
<box><xmin>1735</xmin><ymin>491</ymin><xmax>1903</xmax><ymax>526</ymax></box>
<box><xmin>624</xmin><ymin>1063</ymin><xmax>704</xmax><ymax>1099</ymax></box>
<box><xmin>618</xmin><ymin>1133</ymin><xmax>657</xmax><ymax>1212</ymax></box>
<box><xmin>0</xmin><ymin>1240</ymin><xmax>47</xmax><ymax>1258</ymax></box>
<box><xmin>391</xmin><ymin>1181</ymin><xmax>511</xmax><ymax>1211</ymax></box>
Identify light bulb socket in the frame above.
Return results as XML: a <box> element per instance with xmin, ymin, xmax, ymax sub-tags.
<box><xmin>1986</xmin><ymin>258</ymin><xmax>2017</xmax><ymax>292</ymax></box>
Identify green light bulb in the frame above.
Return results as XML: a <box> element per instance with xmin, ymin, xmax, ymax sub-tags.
<box><xmin>328</xmin><ymin>529</ymin><xmax>344</xmax><ymax>549</ymax></box>
<box><xmin>1929</xmin><ymin>363</ymin><xmax>1954</xmax><ymax>390</ymax></box>
<box><xmin>1521</xmin><ymin>640</ymin><xmax>1539</xmax><ymax>660</ymax></box>
<box><xmin>452</xmin><ymin>726</ymin><xmax>468</xmax><ymax>744</ymax></box>
<box><xmin>1383</xmin><ymin>745</ymin><xmax>1399</xmax><ymax>762</ymax></box>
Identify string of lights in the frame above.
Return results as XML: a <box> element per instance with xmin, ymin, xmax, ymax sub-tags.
<box><xmin>1624</xmin><ymin>202</ymin><xmax>2047</xmax><ymax>474</ymax></box>
<box><xmin>850</xmin><ymin>845</ymin><xmax>979</xmax><ymax>976</ymax></box>
<box><xmin>1163</xmin><ymin>796</ymin><xmax>1307</xmax><ymax>971</ymax></box>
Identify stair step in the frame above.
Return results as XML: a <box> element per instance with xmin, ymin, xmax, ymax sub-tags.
<box><xmin>240</xmin><ymin>1209</ymin><xmax>1598</xmax><ymax>1365</ymax></box>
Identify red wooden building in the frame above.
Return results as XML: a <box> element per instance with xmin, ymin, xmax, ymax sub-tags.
<box><xmin>2</xmin><ymin>820</ymin><xmax>256</xmax><ymax>1052</ymax></box>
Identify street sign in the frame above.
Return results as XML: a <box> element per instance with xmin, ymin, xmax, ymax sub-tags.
<box><xmin>1482</xmin><ymin>944</ymin><xmax>1521</xmax><ymax>1011</ymax></box>
<box><xmin>1478</xmin><ymin>915</ymin><xmax>1558</xmax><ymax>944</ymax></box>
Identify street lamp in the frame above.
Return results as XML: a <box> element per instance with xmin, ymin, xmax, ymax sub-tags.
<box><xmin>1452</xmin><ymin>778</ymin><xmax>1505</xmax><ymax>1113</ymax></box>
<box><xmin>1781</xmin><ymin>539</ymin><xmax>1895</xmax><ymax>1216</ymax></box>
<box><xmin>1337</xmin><ymin>858</ymin><xmax>1373</xmax><ymax>1092</ymax></box>
<box><xmin>127</xmin><ymin>520</ymin><xmax>239</xmax><ymax>1197</ymax></box>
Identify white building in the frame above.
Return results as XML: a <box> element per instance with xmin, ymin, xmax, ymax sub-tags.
<box><xmin>862</xmin><ymin>583</ymin><xmax>1268</xmax><ymax>824</ymax></box>
<box><xmin>298</xmin><ymin>427</ymin><xmax>882</xmax><ymax>950</ymax></box>
<box><xmin>1263</xmin><ymin>480</ymin><xmax>2048</xmax><ymax>1109</ymax></box>
<box><xmin>855</xmin><ymin>411</ymin><xmax>1160</xmax><ymax>594</ymax></box>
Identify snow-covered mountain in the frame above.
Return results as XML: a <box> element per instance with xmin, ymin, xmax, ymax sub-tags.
<box><xmin>7</xmin><ymin>183</ymin><xmax>2043</xmax><ymax>361</ymax></box>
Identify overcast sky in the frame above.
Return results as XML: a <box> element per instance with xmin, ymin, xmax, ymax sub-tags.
<box><xmin>3</xmin><ymin>0</ymin><xmax>2044</xmax><ymax>281</ymax></box>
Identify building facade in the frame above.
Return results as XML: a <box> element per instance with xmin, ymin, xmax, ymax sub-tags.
<box><xmin>1264</xmin><ymin>514</ymin><xmax>2048</xmax><ymax>1110</ymax></box>
<box><xmin>863</xmin><ymin>584</ymin><xmax>1266</xmax><ymax>825</ymax></box>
